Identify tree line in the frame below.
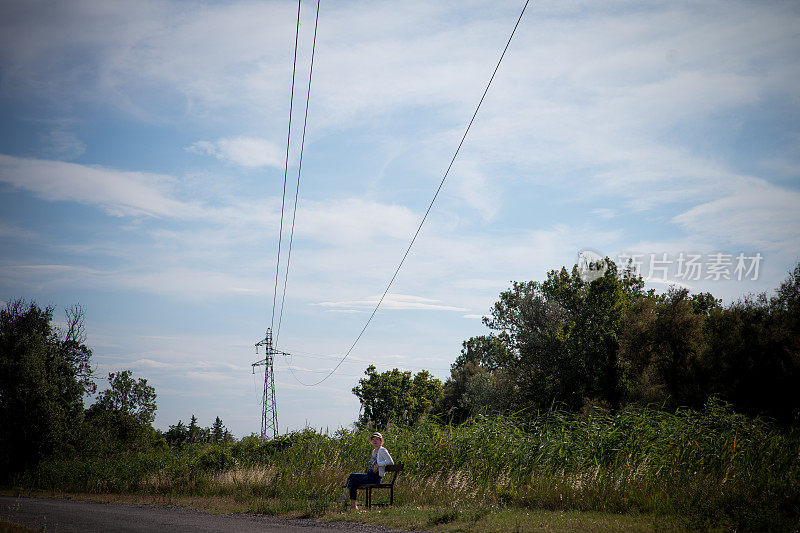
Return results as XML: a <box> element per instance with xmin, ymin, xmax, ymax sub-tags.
<box><xmin>164</xmin><ymin>415</ymin><xmax>234</xmax><ymax>446</ymax></box>
<box><xmin>354</xmin><ymin>260</ymin><xmax>800</xmax><ymax>427</ymax></box>
<box><xmin>0</xmin><ymin>300</ymin><xmax>231</xmax><ymax>480</ymax></box>
<box><xmin>3</xmin><ymin>259</ymin><xmax>797</xmax><ymax>479</ymax></box>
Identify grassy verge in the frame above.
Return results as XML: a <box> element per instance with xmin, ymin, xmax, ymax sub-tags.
<box><xmin>323</xmin><ymin>506</ymin><xmax>678</xmax><ymax>532</ymax></box>
<box><xmin>8</xmin><ymin>400</ymin><xmax>800</xmax><ymax>530</ymax></box>
<box><xmin>3</xmin><ymin>490</ymin><xmax>675</xmax><ymax>532</ymax></box>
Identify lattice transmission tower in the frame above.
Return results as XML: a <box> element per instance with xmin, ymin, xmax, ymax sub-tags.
<box><xmin>252</xmin><ymin>328</ymin><xmax>288</xmax><ymax>439</ymax></box>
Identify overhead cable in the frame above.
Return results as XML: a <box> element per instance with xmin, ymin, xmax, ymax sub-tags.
<box><xmin>271</xmin><ymin>0</ymin><xmax>302</xmax><ymax>332</ymax></box>
<box><xmin>291</xmin><ymin>0</ymin><xmax>531</xmax><ymax>387</ymax></box>
<box><xmin>276</xmin><ymin>0</ymin><xmax>321</xmax><ymax>347</ymax></box>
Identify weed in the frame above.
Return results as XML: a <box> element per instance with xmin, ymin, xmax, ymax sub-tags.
<box><xmin>427</xmin><ymin>508</ymin><xmax>460</xmax><ymax>526</ymax></box>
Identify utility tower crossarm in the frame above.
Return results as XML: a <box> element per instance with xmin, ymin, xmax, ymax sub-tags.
<box><xmin>252</xmin><ymin>328</ymin><xmax>289</xmax><ymax>439</ymax></box>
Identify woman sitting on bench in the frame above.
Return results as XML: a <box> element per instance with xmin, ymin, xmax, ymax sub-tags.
<box><xmin>336</xmin><ymin>432</ymin><xmax>393</xmax><ymax>510</ymax></box>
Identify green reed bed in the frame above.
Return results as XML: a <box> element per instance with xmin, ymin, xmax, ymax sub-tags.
<box><xmin>18</xmin><ymin>399</ymin><xmax>800</xmax><ymax>530</ymax></box>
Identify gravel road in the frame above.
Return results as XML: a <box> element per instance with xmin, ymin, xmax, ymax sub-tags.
<box><xmin>0</xmin><ymin>496</ymin><xmax>410</xmax><ymax>533</ymax></box>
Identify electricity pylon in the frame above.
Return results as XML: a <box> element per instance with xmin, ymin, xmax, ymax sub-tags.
<box><xmin>252</xmin><ymin>328</ymin><xmax>287</xmax><ymax>439</ymax></box>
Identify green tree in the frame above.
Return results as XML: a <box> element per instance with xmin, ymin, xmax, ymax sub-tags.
<box><xmin>212</xmin><ymin>416</ymin><xmax>226</xmax><ymax>443</ymax></box>
<box><xmin>698</xmin><ymin>266</ymin><xmax>800</xmax><ymax>424</ymax></box>
<box><xmin>165</xmin><ymin>420</ymin><xmax>189</xmax><ymax>447</ymax></box>
<box><xmin>618</xmin><ymin>288</ymin><xmax>710</xmax><ymax>409</ymax></box>
<box><xmin>438</xmin><ymin>335</ymin><xmax>515</xmax><ymax>422</ymax></box>
<box><xmin>453</xmin><ymin>335</ymin><xmax>513</xmax><ymax>373</ymax></box>
<box><xmin>483</xmin><ymin>260</ymin><xmax>642</xmax><ymax>411</ymax></box>
<box><xmin>85</xmin><ymin>370</ymin><xmax>157</xmax><ymax>451</ymax></box>
<box><xmin>188</xmin><ymin>414</ymin><xmax>201</xmax><ymax>443</ymax></box>
<box><xmin>353</xmin><ymin>365</ymin><xmax>443</xmax><ymax>428</ymax></box>
<box><xmin>89</xmin><ymin>370</ymin><xmax>157</xmax><ymax>424</ymax></box>
<box><xmin>0</xmin><ymin>300</ymin><xmax>95</xmax><ymax>477</ymax></box>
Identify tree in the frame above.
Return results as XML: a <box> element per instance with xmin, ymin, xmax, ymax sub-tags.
<box><xmin>698</xmin><ymin>268</ymin><xmax>800</xmax><ymax>424</ymax></box>
<box><xmin>353</xmin><ymin>366</ymin><xmax>443</xmax><ymax>428</ymax></box>
<box><xmin>165</xmin><ymin>420</ymin><xmax>189</xmax><ymax>447</ymax></box>
<box><xmin>618</xmin><ymin>287</ymin><xmax>708</xmax><ymax>409</ymax></box>
<box><xmin>85</xmin><ymin>370</ymin><xmax>157</xmax><ymax>450</ymax></box>
<box><xmin>188</xmin><ymin>414</ymin><xmax>202</xmax><ymax>443</ymax></box>
<box><xmin>452</xmin><ymin>335</ymin><xmax>513</xmax><ymax>373</ymax></box>
<box><xmin>450</xmin><ymin>259</ymin><xmax>800</xmax><ymax>424</ymax></box>
<box><xmin>482</xmin><ymin>260</ymin><xmax>642</xmax><ymax>411</ymax></box>
<box><xmin>0</xmin><ymin>300</ymin><xmax>96</xmax><ymax>477</ymax></box>
<box><xmin>457</xmin><ymin>368</ymin><xmax>515</xmax><ymax>419</ymax></box>
<box><xmin>438</xmin><ymin>335</ymin><xmax>515</xmax><ymax>423</ymax></box>
<box><xmin>212</xmin><ymin>417</ymin><xmax>225</xmax><ymax>443</ymax></box>
<box><xmin>89</xmin><ymin>370</ymin><xmax>157</xmax><ymax>425</ymax></box>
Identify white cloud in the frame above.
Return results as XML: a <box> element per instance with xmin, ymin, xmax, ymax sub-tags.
<box><xmin>672</xmin><ymin>177</ymin><xmax>800</xmax><ymax>251</ymax></box>
<box><xmin>0</xmin><ymin>154</ymin><xmax>202</xmax><ymax>219</ymax></box>
<box><xmin>188</xmin><ymin>137</ymin><xmax>283</xmax><ymax>168</ymax></box>
<box><xmin>292</xmin><ymin>199</ymin><xmax>419</xmax><ymax>244</ymax></box>
<box><xmin>317</xmin><ymin>293</ymin><xmax>467</xmax><ymax>312</ymax></box>
<box><xmin>591</xmin><ymin>208</ymin><xmax>616</xmax><ymax>219</ymax></box>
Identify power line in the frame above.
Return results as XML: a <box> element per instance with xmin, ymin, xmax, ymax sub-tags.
<box><xmin>281</xmin><ymin>346</ymin><xmax>452</xmax><ymax>383</ymax></box>
<box><xmin>276</xmin><ymin>0</ymin><xmax>321</xmax><ymax>347</ymax></box>
<box><xmin>276</xmin><ymin>363</ymin><xmax>449</xmax><ymax>379</ymax></box>
<box><xmin>289</xmin><ymin>0</ymin><xmax>531</xmax><ymax>387</ymax></box>
<box><xmin>271</xmin><ymin>0</ymin><xmax>302</xmax><ymax>332</ymax></box>
<box><xmin>285</xmin><ymin>349</ymin><xmax>453</xmax><ymax>371</ymax></box>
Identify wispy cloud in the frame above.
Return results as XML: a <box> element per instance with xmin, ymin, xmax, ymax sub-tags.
<box><xmin>188</xmin><ymin>137</ymin><xmax>283</xmax><ymax>168</ymax></box>
<box><xmin>41</xmin><ymin>127</ymin><xmax>86</xmax><ymax>160</ymax></box>
<box><xmin>317</xmin><ymin>293</ymin><xmax>467</xmax><ymax>312</ymax></box>
<box><xmin>673</xmin><ymin>177</ymin><xmax>800</xmax><ymax>251</ymax></box>
<box><xmin>0</xmin><ymin>154</ymin><xmax>202</xmax><ymax>219</ymax></box>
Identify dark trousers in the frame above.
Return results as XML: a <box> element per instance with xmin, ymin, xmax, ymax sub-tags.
<box><xmin>346</xmin><ymin>472</ymin><xmax>380</xmax><ymax>500</ymax></box>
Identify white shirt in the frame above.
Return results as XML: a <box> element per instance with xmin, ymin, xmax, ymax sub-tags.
<box><xmin>372</xmin><ymin>446</ymin><xmax>394</xmax><ymax>478</ymax></box>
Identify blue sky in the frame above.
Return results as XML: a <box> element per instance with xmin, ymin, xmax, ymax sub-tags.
<box><xmin>1</xmin><ymin>0</ymin><xmax>799</xmax><ymax>437</ymax></box>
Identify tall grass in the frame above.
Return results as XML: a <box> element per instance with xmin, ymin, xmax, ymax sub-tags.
<box><xmin>18</xmin><ymin>399</ymin><xmax>800</xmax><ymax>530</ymax></box>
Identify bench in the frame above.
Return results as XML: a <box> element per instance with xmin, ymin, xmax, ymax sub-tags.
<box><xmin>357</xmin><ymin>463</ymin><xmax>404</xmax><ymax>509</ymax></box>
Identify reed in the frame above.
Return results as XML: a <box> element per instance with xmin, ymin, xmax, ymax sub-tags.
<box><xmin>18</xmin><ymin>399</ymin><xmax>799</xmax><ymax>530</ymax></box>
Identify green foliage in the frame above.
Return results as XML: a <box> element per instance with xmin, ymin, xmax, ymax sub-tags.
<box><xmin>231</xmin><ymin>434</ymin><xmax>291</xmax><ymax>466</ymax></box>
<box><xmin>82</xmin><ymin>370</ymin><xmax>158</xmax><ymax>455</ymax></box>
<box><xmin>195</xmin><ymin>445</ymin><xmax>234</xmax><ymax>472</ymax></box>
<box><xmin>88</xmin><ymin>370</ymin><xmax>157</xmax><ymax>425</ymax></box>
<box><xmin>453</xmin><ymin>259</ymin><xmax>800</xmax><ymax>424</ymax></box>
<box><xmin>618</xmin><ymin>287</ymin><xmax>707</xmax><ymax>409</ymax></box>
<box><xmin>165</xmin><ymin>420</ymin><xmax>190</xmax><ymax>447</ymax></box>
<box><xmin>479</xmin><ymin>260</ymin><xmax>641</xmax><ymax>412</ymax></box>
<box><xmin>188</xmin><ymin>415</ymin><xmax>201</xmax><ymax>443</ymax></box>
<box><xmin>164</xmin><ymin>416</ymin><xmax>233</xmax><ymax>447</ymax></box>
<box><xmin>17</xmin><ymin>404</ymin><xmax>800</xmax><ymax>530</ymax></box>
<box><xmin>453</xmin><ymin>335</ymin><xmax>513</xmax><ymax>373</ymax></box>
<box><xmin>0</xmin><ymin>300</ymin><xmax>95</xmax><ymax>478</ymax></box>
<box><xmin>0</xmin><ymin>299</ymin><xmax>166</xmax><ymax>477</ymax></box>
<box><xmin>211</xmin><ymin>417</ymin><xmax>226</xmax><ymax>444</ymax></box>
<box><xmin>438</xmin><ymin>335</ymin><xmax>516</xmax><ymax>423</ymax></box>
<box><xmin>352</xmin><ymin>365</ymin><xmax>443</xmax><ymax>428</ymax></box>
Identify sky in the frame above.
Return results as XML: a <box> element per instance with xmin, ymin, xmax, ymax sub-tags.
<box><xmin>1</xmin><ymin>0</ymin><xmax>799</xmax><ymax>438</ymax></box>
